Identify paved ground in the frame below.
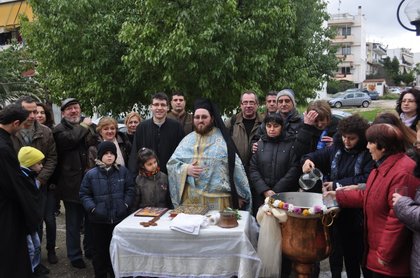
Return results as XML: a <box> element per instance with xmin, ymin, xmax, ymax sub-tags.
<box><xmin>40</xmin><ymin>209</ymin><xmax>94</xmax><ymax>277</ymax></box>
<box><xmin>341</xmin><ymin>99</ymin><xmax>397</xmax><ymax>112</ymax></box>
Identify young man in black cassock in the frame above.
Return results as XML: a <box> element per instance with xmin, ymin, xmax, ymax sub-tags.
<box><xmin>0</xmin><ymin>104</ymin><xmax>42</xmax><ymax>277</ymax></box>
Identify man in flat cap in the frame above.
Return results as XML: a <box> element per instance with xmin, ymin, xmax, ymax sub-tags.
<box><xmin>52</xmin><ymin>98</ymin><xmax>96</xmax><ymax>269</ymax></box>
<box><xmin>167</xmin><ymin>99</ymin><xmax>252</xmax><ymax>211</ymax></box>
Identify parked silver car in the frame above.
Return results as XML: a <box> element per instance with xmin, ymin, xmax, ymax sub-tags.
<box><xmin>328</xmin><ymin>92</ymin><xmax>371</xmax><ymax>108</ymax></box>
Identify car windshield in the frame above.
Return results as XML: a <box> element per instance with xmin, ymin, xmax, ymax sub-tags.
<box><xmin>332</xmin><ymin>92</ymin><xmax>345</xmax><ymax>98</ymax></box>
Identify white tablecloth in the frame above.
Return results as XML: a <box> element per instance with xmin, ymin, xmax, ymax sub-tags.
<box><xmin>110</xmin><ymin>210</ymin><xmax>261</xmax><ymax>278</ymax></box>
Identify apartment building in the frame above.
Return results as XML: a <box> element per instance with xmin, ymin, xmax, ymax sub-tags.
<box><xmin>366</xmin><ymin>42</ymin><xmax>387</xmax><ymax>76</ymax></box>
<box><xmin>0</xmin><ymin>0</ymin><xmax>33</xmax><ymax>49</ymax></box>
<box><xmin>328</xmin><ymin>6</ymin><xmax>367</xmax><ymax>87</ymax></box>
<box><xmin>387</xmin><ymin>47</ymin><xmax>415</xmax><ymax>73</ymax></box>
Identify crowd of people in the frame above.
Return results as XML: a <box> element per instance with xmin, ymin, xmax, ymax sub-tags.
<box><xmin>1</xmin><ymin>87</ymin><xmax>420</xmax><ymax>278</ymax></box>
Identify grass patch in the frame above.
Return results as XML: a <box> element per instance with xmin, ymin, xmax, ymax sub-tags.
<box><xmin>381</xmin><ymin>94</ymin><xmax>400</xmax><ymax>100</ymax></box>
<box><xmin>355</xmin><ymin>109</ymin><xmax>383</xmax><ymax>122</ymax></box>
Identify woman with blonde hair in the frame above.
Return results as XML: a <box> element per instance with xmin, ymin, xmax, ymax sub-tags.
<box><xmin>124</xmin><ymin>112</ymin><xmax>141</xmax><ymax>144</ymax></box>
<box><xmin>88</xmin><ymin>116</ymin><xmax>131</xmax><ymax>168</ymax></box>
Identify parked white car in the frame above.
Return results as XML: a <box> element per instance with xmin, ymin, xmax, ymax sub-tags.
<box><xmin>389</xmin><ymin>88</ymin><xmax>401</xmax><ymax>94</ymax></box>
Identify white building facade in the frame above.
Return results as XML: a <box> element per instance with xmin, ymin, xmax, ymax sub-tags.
<box><xmin>328</xmin><ymin>6</ymin><xmax>367</xmax><ymax>87</ymax></box>
<box><xmin>387</xmin><ymin>48</ymin><xmax>415</xmax><ymax>74</ymax></box>
<box><xmin>366</xmin><ymin>42</ymin><xmax>387</xmax><ymax>76</ymax></box>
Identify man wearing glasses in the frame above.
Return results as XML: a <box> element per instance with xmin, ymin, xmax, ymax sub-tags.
<box><xmin>128</xmin><ymin>92</ymin><xmax>184</xmax><ymax>181</ymax></box>
<box><xmin>225</xmin><ymin>91</ymin><xmax>264</xmax><ymax>171</ymax></box>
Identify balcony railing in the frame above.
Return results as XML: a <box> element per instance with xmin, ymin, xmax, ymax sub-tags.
<box><xmin>332</xmin><ymin>35</ymin><xmax>354</xmax><ymax>43</ymax></box>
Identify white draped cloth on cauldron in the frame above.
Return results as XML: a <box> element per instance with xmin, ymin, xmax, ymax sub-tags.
<box><xmin>256</xmin><ymin>198</ymin><xmax>288</xmax><ymax>278</ymax></box>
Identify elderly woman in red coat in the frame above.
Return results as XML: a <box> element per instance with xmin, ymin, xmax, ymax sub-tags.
<box><xmin>325</xmin><ymin>123</ymin><xmax>420</xmax><ymax>277</ymax></box>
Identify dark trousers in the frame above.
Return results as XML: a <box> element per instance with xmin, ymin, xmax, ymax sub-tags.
<box><xmin>39</xmin><ymin>189</ymin><xmax>57</xmax><ymax>252</ymax></box>
<box><xmin>281</xmin><ymin>256</ymin><xmax>292</xmax><ymax>278</ymax></box>
<box><xmin>329</xmin><ymin>216</ymin><xmax>364</xmax><ymax>278</ymax></box>
<box><xmin>365</xmin><ymin>269</ymin><xmax>410</xmax><ymax>278</ymax></box>
<box><xmin>91</xmin><ymin>222</ymin><xmax>117</xmax><ymax>278</ymax></box>
<box><xmin>63</xmin><ymin>201</ymin><xmax>92</xmax><ymax>261</ymax></box>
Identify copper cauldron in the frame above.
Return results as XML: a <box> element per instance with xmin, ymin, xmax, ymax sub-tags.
<box><xmin>272</xmin><ymin>192</ymin><xmax>337</xmax><ymax>278</ymax></box>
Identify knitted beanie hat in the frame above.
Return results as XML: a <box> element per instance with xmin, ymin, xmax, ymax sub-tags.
<box><xmin>97</xmin><ymin>141</ymin><xmax>117</xmax><ymax>160</ymax></box>
<box><xmin>18</xmin><ymin>146</ymin><xmax>45</xmax><ymax>168</ymax></box>
<box><xmin>276</xmin><ymin>89</ymin><xmax>296</xmax><ymax>107</ymax></box>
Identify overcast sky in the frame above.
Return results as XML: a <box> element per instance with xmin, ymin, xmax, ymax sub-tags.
<box><xmin>327</xmin><ymin>0</ymin><xmax>420</xmax><ymax>53</ymax></box>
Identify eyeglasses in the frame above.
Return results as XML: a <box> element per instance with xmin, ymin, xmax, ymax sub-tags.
<box><xmin>277</xmin><ymin>99</ymin><xmax>291</xmax><ymax>104</ymax></box>
<box><xmin>241</xmin><ymin>101</ymin><xmax>256</xmax><ymax>106</ymax></box>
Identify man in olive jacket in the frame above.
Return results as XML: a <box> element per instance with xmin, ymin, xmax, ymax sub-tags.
<box><xmin>225</xmin><ymin>91</ymin><xmax>264</xmax><ymax>171</ymax></box>
<box><xmin>12</xmin><ymin>96</ymin><xmax>58</xmax><ymax>266</ymax></box>
<box><xmin>53</xmin><ymin>98</ymin><xmax>96</xmax><ymax>269</ymax></box>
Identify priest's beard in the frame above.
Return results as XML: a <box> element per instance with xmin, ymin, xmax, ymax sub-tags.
<box><xmin>194</xmin><ymin>122</ymin><xmax>214</xmax><ymax>135</ymax></box>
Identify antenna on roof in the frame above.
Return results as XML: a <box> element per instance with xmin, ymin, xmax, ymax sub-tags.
<box><xmin>338</xmin><ymin>0</ymin><xmax>341</xmax><ymax>13</ymax></box>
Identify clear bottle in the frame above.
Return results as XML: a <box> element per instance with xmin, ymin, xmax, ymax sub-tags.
<box><xmin>322</xmin><ymin>184</ymin><xmax>338</xmax><ymax>208</ymax></box>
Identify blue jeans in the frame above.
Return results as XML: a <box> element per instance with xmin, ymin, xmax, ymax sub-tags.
<box><xmin>27</xmin><ymin>232</ymin><xmax>41</xmax><ymax>271</ymax></box>
<box><xmin>63</xmin><ymin>201</ymin><xmax>92</xmax><ymax>261</ymax></box>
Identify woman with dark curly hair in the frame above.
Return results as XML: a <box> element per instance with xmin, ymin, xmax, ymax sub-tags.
<box><xmin>396</xmin><ymin>88</ymin><xmax>420</xmax><ymax>131</ymax></box>
<box><xmin>302</xmin><ymin>114</ymin><xmax>373</xmax><ymax>278</ymax></box>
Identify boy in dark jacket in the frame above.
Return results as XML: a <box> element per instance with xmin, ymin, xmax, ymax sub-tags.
<box><xmin>18</xmin><ymin>146</ymin><xmax>50</xmax><ymax>276</ymax></box>
<box><xmin>80</xmin><ymin>141</ymin><xmax>135</xmax><ymax>278</ymax></box>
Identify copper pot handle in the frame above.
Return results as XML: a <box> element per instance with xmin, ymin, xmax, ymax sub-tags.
<box><xmin>321</xmin><ymin>212</ymin><xmax>336</xmax><ymax>227</ymax></box>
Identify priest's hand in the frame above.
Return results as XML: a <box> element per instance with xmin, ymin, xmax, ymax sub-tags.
<box><xmin>238</xmin><ymin>197</ymin><xmax>247</xmax><ymax>208</ymax></box>
<box><xmin>187</xmin><ymin>161</ymin><xmax>203</xmax><ymax>178</ymax></box>
<box><xmin>263</xmin><ymin>190</ymin><xmax>276</xmax><ymax>198</ymax></box>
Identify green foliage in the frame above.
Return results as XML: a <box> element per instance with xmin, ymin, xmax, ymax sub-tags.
<box><xmin>0</xmin><ymin>43</ymin><xmax>46</xmax><ymax>107</ymax></box>
<box><xmin>22</xmin><ymin>0</ymin><xmax>338</xmax><ymax>114</ymax></box>
<box><xmin>326</xmin><ymin>79</ymin><xmax>354</xmax><ymax>94</ymax></box>
<box><xmin>381</xmin><ymin>56</ymin><xmax>415</xmax><ymax>86</ymax></box>
<box><xmin>357</xmin><ymin>109</ymin><xmax>383</xmax><ymax>122</ymax></box>
<box><xmin>222</xmin><ymin>207</ymin><xmax>241</xmax><ymax>220</ymax></box>
<box><xmin>381</xmin><ymin>93</ymin><xmax>399</xmax><ymax>100</ymax></box>
<box><xmin>22</xmin><ymin>0</ymin><xmax>137</xmax><ymax>114</ymax></box>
